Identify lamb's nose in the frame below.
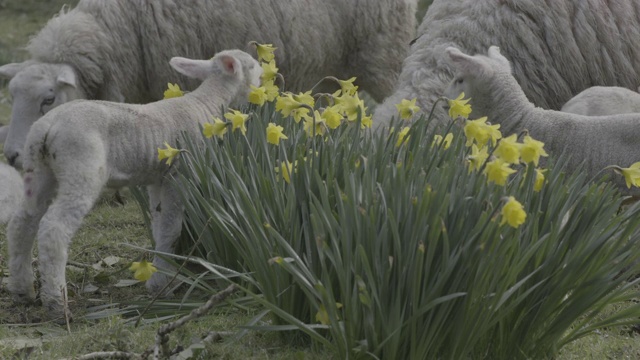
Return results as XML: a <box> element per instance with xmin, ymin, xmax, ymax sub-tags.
<box><xmin>6</xmin><ymin>152</ymin><xmax>18</xmax><ymax>167</ymax></box>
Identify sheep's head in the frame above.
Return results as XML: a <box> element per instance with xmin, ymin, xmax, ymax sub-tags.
<box><xmin>169</xmin><ymin>50</ymin><xmax>262</xmax><ymax>108</ymax></box>
<box><xmin>444</xmin><ymin>46</ymin><xmax>513</xmax><ymax>119</ymax></box>
<box><xmin>0</xmin><ymin>61</ymin><xmax>85</xmax><ymax>169</ymax></box>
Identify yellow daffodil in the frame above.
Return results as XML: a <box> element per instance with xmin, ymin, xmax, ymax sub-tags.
<box><xmin>275</xmin><ymin>93</ymin><xmax>299</xmax><ymax>117</ymax></box>
<box><xmin>157</xmin><ymin>142</ymin><xmax>180</xmax><ymax>166</ymax></box>
<box><xmin>315</xmin><ymin>303</ymin><xmax>343</xmax><ymax>325</ymax></box>
<box><xmin>163</xmin><ymin>83</ymin><xmax>184</xmax><ymax>99</ymax></box>
<box><xmin>395</xmin><ymin>98</ymin><xmax>421</xmax><ymax>120</ymax></box>
<box><xmin>396</xmin><ymin>126</ymin><xmax>411</xmax><ymax>147</ymax></box>
<box><xmin>248</xmin><ymin>85</ymin><xmax>268</xmax><ymax>106</ymax></box>
<box><xmin>293</xmin><ymin>91</ymin><xmax>315</xmax><ymax>107</ymax></box>
<box><xmin>464</xmin><ymin>117</ymin><xmax>502</xmax><ymax>147</ymax></box>
<box><xmin>484</xmin><ymin>158</ymin><xmax>516</xmax><ymax>186</ymax></box>
<box><xmin>129</xmin><ymin>260</ymin><xmax>157</xmax><ymax>281</ymax></box>
<box><xmin>305</xmin><ymin>111</ymin><xmax>327</xmax><ymax>137</ymax></box>
<box><xmin>321</xmin><ymin>106</ymin><xmax>343</xmax><ymax>129</ymax></box>
<box><xmin>263</xmin><ymin>80</ymin><xmax>280</xmax><ymax>101</ymax></box>
<box><xmin>276</xmin><ymin>160</ymin><xmax>294</xmax><ymax>183</ymax></box>
<box><xmin>255</xmin><ymin>43</ymin><xmax>276</xmax><ymax>62</ymax></box>
<box><xmin>360</xmin><ymin>114</ymin><xmax>373</xmax><ymax>129</ymax></box>
<box><xmin>500</xmin><ymin>196</ymin><xmax>527</xmax><ymax>228</ymax></box>
<box><xmin>494</xmin><ymin>134</ymin><xmax>521</xmax><ymax>164</ymax></box>
<box><xmin>520</xmin><ymin>135</ymin><xmax>548</xmax><ymax>166</ymax></box>
<box><xmin>266</xmin><ymin>122</ymin><xmax>288</xmax><ymax>145</ymax></box>
<box><xmin>202</xmin><ymin>117</ymin><xmax>228</xmax><ymax>139</ymax></box>
<box><xmin>448</xmin><ymin>92</ymin><xmax>472</xmax><ymax>119</ymax></box>
<box><xmin>224</xmin><ymin>109</ymin><xmax>250</xmax><ymax>135</ymax></box>
<box><xmin>534</xmin><ymin>168</ymin><xmax>547</xmax><ymax>192</ymax></box>
<box><xmin>432</xmin><ymin>133</ymin><xmax>454</xmax><ymax>150</ymax></box>
<box><xmin>335</xmin><ymin>92</ymin><xmax>366</xmax><ymax>122</ymax></box>
<box><xmin>261</xmin><ymin>60</ymin><xmax>279</xmax><ymax>83</ymax></box>
<box><xmin>292</xmin><ymin>107</ymin><xmax>313</xmax><ymax>123</ymax></box>
<box><xmin>613</xmin><ymin>162</ymin><xmax>640</xmax><ymax>188</ymax></box>
<box><xmin>337</xmin><ymin>77</ymin><xmax>358</xmax><ymax>96</ymax></box>
<box><xmin>467</xmin><ymin>144</ymin><xmax>489</xmax><ymax>173</ymax></box>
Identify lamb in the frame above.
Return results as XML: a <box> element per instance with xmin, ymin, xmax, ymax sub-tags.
<box><xmin>0</xmin><ymin>162</ymin><xmax>23</xmax><ymax>224</ymax></box>
<box><xmin>0</xmin><ymin>0</ymin><xmax>416</xmax><ymax>168</ymax></box>
<box><xmin>561</xmin><ymin>86</ymin><xmax>640</xmax><ymax>116</ymax></box>
<box><xmin>374</xmin><ymin>0</ymin><xmax>640</xmax><ymax>130</ymax></box>
<box><xmin>6</xmin><ymin>49</ymin><xmax>262</xmax><ymax>320</ymax></box>
<box><xmin>443</xmin><ymin>45</ymin><xmax>640</xmax><ymax>194</ymax></box>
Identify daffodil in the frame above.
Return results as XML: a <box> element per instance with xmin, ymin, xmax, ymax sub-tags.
<box><xmin>432</xmin><ymin>133</ymin><xmax>454</xmax><ymax>149</ymax></box>
<box><xmin>275</xmin><ymin>93</ymin><xmax>299</xmax><ymax>117</ymax></box>
<box><xmin>163</xmin><ymin>83</ymin><xmax>184</xmax><ymax>99</ymax></box>
<box><xmin>255</xmin><ymin>43</ymin><xmax>276</xmax><ymax>62</ymax></box>
<box><xmin>613</xmin><ymin>162</ymin><xmax>640</xmax><ymax>188</ymax></box>
<box><xmin>467</xmin><ymin>144</ymin><xmax>489</xmax><ymax>173</ymax></box>
<box><xmin>202</xmin><ymin>117</ymin><xmax>228</xmax><ymax>139</ymax></box>
<box><xmin>484</xmin><ymin>158</ymin><xmax>516</xmax><ymax>186</ymax></box>
<box><xmin>266</xmin><ymin>122</ymin><xmax>288</xmax><ymax>145</ymax></box>
<box><xmin>360</xmin><ymin>114</ymin><xmax>373</xmax><ymax>129</ymax></box>
<box><xmin>448</xmin><ymin>92</ymin><xmax>472</xmax><ymax>119</ymax></box>
<box><xmin>395</xmin><ymin>98</ymin><xmax>420</xmax><ymax>120</ymax></box>
<box><xmin>315</xmin><ymin>303</ymin><xmax>343</xmax><ymax>325</ymax></box>
<box><xmin>500</xmin><ymin>196</ymin><xmax>527</xmax><ymax>228</ymax></box>
<box><xmin>520</xmin><ymin>135</ymin><xmax>548</xmax><ymax>166</ymax></box>
<box><xmin>335</xmin><ymin>92</ymin><xmax>366</xmax><ymax>122</ymax></box>
<box><xmin>464</xmin><ymin>117</ymin><xmax>502</xmax><ymax>147</ymax></box>
<box><xmin>248</xmin><ymin>85</ymin><xmax>268</xmax><ymax>106</ymax></box>
<box><xmin>534</xmin><ymin>168</ymin><xmax>547</xmax><ymax>192</ymax></box>
<box><xmin>224</xmin><ymin>109</ymin><xmax>250</xmax><ymax>135</ymax></box>
<box><xmin>263</xmin><ymin>80</ymin><xmax>280</xmax><ymax>101</ymax></box>
<box><xmin>494</xmin><ymin>134</ymin><xmax>521</xmax><ymax>164</ymax></box>
<box><xmin>261</xmin><ymin>60</ymin><xmax>279</xmax><ymax>83</ymax></box>
<box><xmin>157</xmin><ymin>142</ymin><xmax>180</xmax><ymax>166</ymax></box>
<box><xmin>337</xmin><ymin>77</ymin><xmax>358</xmax><ymax>96</ymax></box>
<box><xmin>276</xmin><ymin>160</ymin><xmax>294</xmax><ymax>183</ymax></box>
<box><xmin>129</xmin><ymin>260</ymin><xmax>157</xmax><ymax>281</ymax></box>
<box><xmin>321</xmin><ymin>105</ymin><xmax>343</xmax><ymax>129</ymax></box>
<box><xmin>305</xmin><ymin>111</ymin><xmax>327</xmax><ymax>136</ymax></box>
<box><xmin>396</xmin><ymin>126</ymin><xmax>411</xmax><ymax>147</ymax></box>
<box><xmin>293</xmin><ymin>91</ymin><xmax>315</xmax><ymax>107</ymax></box>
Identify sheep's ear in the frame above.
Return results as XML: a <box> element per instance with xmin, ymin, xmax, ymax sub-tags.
<box><xmin>216</xmin><ymin>54</ymin><xmax>240</xmax><ymax>75</ymax></box>
<box><xmin>445</xmin><ymin>47</ymin><xmax>487</xmax><ymax>74</ymax></box>
<box><xmin>487</xmin><ymin>46</ymin><xmax>511</xmax><ymax>70</ymax></box>
<box><xmin>0</xmin><ymin>62</ymin><xmax>28</xmax><ymax>79</ymax></box>
<box><xmin>56</xmin><ymin>65</ymin><xmax>77</xmax><ymax>88</ymax></box>
<box><xmin>169</xmin><ymin>57</ymin><xmax>214</xmax><ymax>80</ymax></box>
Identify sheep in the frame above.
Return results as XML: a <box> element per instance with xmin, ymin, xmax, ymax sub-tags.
<box><xmin>374</xmin><ymin>0</ymin><xmax>640</xmax><ymax>130</ymax></box>
<box><xmin>6</xmin><ymin>49</ymin><xmax>262</xmax><ymax>321</ymax></box>
<box><xmin>443</xmin><ymin>45</ymin><xmax>640</xmax><ymax>194</ymax></box>
<box><xmin>0</xmin><ymin>162</ymin><xmax>23</xmax><ymax>224</ymax></box>
<box><xmin>0</xmin><ymin>0</ymin><xmax>417</xmax><ymax>168</ymax></box>
<box><xmin>561</xmin><ymin>86</ymin><xmax>640</xmax><ymax>116</ymax></box>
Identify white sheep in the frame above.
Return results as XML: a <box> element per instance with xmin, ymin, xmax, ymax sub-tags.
<box><xmin>375</xmin><ymin>0</ymin><xmax>640</xmax><ymax>129</ymax></box>
<box><xmin>0</xmin><ymin>162</ymin><xmax>23</xmax><ymax>224</ymax></box>
<box><xmin>561</xmin><ymin>86</ymin><xmax>640</xmax><ymax>116</ymax></box>
<box><xmin>443</xmin><ymin>45</ymin><xmax>640</xmax><ymax>194</ymax></box>
<box><xmin>0</xmin><ymin>0</ymin><xmax>417</xmax><ymax>168</ymax></box>
<box><xmin>6</xmin><ymin>49</ymin><xmax>261</xmax><ymax>320</ymax></box>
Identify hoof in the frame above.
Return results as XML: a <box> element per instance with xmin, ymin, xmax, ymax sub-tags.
<box><xmin>10</xmin><ymin>290</ymin><xmax>36</xmax><ymax>305</ymax></box>
<box><xmin>43</xmin><ymin>300</ymin><xmax>73</xmax><ymax>325</ymax></box>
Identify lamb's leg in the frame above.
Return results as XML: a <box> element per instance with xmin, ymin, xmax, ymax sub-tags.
<box><xmin>145</xmin><ymin>183</ymin><xmax>183</xmax><ymax>294</ymax></box>
<box><xmin>7</xmin><ymin>168</ymin><xmax>56</xmax><ymax>303</ymax></box>
<box><xmin>37</xmin><ymin>176</ymin><xmax>105</xmax><ymax>320</ymax></box>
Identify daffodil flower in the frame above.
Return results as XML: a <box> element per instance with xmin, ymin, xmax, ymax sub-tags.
<box><xmin>395</xmin><ymin>98</ymin><xmax>420</xmax><ymax>120</ymax></box>
<box><xmin>224</xmin><ymin>109</ymin><xmax>250</xmax><ymax>135</ymax></box>
<box><xmin>203</xmin><ymin>117</ymin><xmax>228</xmax><ymax>139</ymax></box>
<box><xmin>275</xmin><ymin>93</ymin><xmax>300</xmax><ymax>117</ymax></box>
<box><xmin>255</xmin><ymin>43</ymin><xmax>277</xmax><ymax>62</ymax></box>
<box><xmin>613</xmin><ymin>162</ymin><xmax>640</xmax><ymax>188</ymax></box>
<box><xmin>163</xmin><ymin>83</ymin><xmax>184</xmax><ymax>99</ymax></box>
<box><xmin>263</xmin><ymin>80</ymin><xmax>280</xmax><ymax>101</ymax></box>
<box><xmin>432</xmin><ymin>133</ymin><xmax>454</xmax><ymax>150</ymax></box>
<box><xmin>337</xmin><ymin>77</ymin><xmax>358</xmax><ymax>96</ymax></box>
<box><xmin>500</xmin><ymin>196</ymin><xmax>527</xmax><ymax>228</ymax></box>
<box><xmin>315</xmin><ymin>303</ymin><xmax>343</xmax><ymax>325</ymax></box>
<box><xmin>157</xmin><ymin>142</ymin><xmax>181</xmax><ymax>166</ymax></box>
<box><xmin>276</xmin><ymin>160</ymin><xmax>294</xmax><ymax>183</ymax></box>
<box><xmin>129</xmin><ymin>260</ymin><xmax>157</xmax><ymax>281</ymax></box>
<box><xmin>261</xmin><ymin>60</ymin><xmax>279</xmax><ymax>83</ymax></box>
<box><xmin>534</xmin><ymin>168</ymin><xmax>547</xmax><ymax>192</ymax></box>
<box><xmin>520</xmin><ymin>135</ymin><xmax>548</xmax><ymax>166</ymax></box>
<box><xmin>448</xmin><ymin>92</ymin><xmax>472</xmax><ymax>119</ymax></box>
<box><xmin>321</xmin><ymin>106</ymin><xmax>343</xmax><ymax>129</ymax></box>
<box><xmin>494</xmin><ymin>134</ymin><xmax>521</xmax><ymax>164</ymax></box>
<box><xmin>396</xmin><ymin>126</ymin><xmax>411</xmax><ymax>147</ymax></box>
<box><xmin>484</xmin><ymin>158</ymin><xmax>516</xmax><ymax>186</ymax></box>
<box><xmin>464</xmin><ymin>116</ymin><xmax>502</xmax><ymax>147</ymax></box>
<box><xmin>467</xmin><ymin>144</ymin><xmax>489</xmax><ymax>173</ymax></box>
<box><xmin>305</xmin><ymin>112</ymin><xmax>327</xmax><ymax>137</ymax></box>
<box><xmin>360</xmin><ymin>114</ymin><xmax>373</xmax><ymax>129</ymax></box>
<box><xmin>248</xmin><ymin>85</ymin><xmax>268</xmax><ymax>106</ymax></box>
<box><xmin>335</xmin><ymin>92</ymin><xmax>366</xmax><ymax>122</ymax></box>
<box><xmin>266</xmin><ymin>122</ymin><xmax>288</xmax><ymax>145</ymax></box>
<box><xmin>293</xmin><ymin>91</ymin><xmax>315</xmax><ymax>107</ymax></box>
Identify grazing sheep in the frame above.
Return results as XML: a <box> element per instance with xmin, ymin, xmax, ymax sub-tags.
<box><xmin>561</xmin><ymin>86</ymin><xmax>640</xmax><ymax>116</ymax></box>
<box><xmin>0</xmin><ymin>162</ymin><xmax>23</xmax><ymax>224</ymax></box>
<box><xmin>444</xmin><ymin>45</ymin><xmax>640</xmax><ymax>194</ymax></box>
<box><xmin>6</xmin><ymin>49</ymin><xmax>261</xmax><ymax>320</ymax></box>
<box><xmin>375</xmin><ymin>0</ymin><xmax>640</xmax><ymax>129</ymax></box>
<box><xmin>0</xmin><ymin>0</ymin><xmax>416</xmax><ymax>168</ymax></box>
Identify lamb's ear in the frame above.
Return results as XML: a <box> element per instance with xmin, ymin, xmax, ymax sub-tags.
<box><xmin>216</xmin><ymin>54</ymin><xmax>240</xmax><ymax>75</ymax></box>
<box><xmin>487</xmin><ymin>46</ymin><xmax>511</xmax><ymax>70</ymax></box>
<box><xmin>56</xmin><ymin>65</ymin><xmax>77</xmax><ymax>88</ymax></box>
<box><xmin>169</xmin><ymin>57</ymin><xmax>214</xmax><ymax>80</ymax></box>
<box><xmin>445</xmin><ymin>47</ymin><xmax>488</xmax><ymax>74</ymax></box>
<box><xmin>0</xmin><ymin>62</ymin><xmax>28</xmax><ymax>79</ymax></box>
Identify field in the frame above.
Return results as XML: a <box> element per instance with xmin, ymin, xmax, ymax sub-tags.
<box><xmin>1</xmin><ymin>0</ymin><xmax>640</xmax><ymax>359</ymax></box>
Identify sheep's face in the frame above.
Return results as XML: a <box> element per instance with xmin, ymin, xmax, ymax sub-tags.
<box><xmin>0</xmin><ymin>61</ymin><xmax>85</xmax><ymax>168</ymax></box>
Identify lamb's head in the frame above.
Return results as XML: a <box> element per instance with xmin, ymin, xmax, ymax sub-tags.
<box><xmin>0</xmin><ymin>61</ymin><xmax>85</xmax><ymax>169</ymax></box>
<box><xmin>444</xmin><ymin>46</ymin><xmax>516</xmax><ymax>119</ymax></box>
<box><xmin>169</xmin><ymin>50</ymin><xmax>262</xmax><ymax>107</ymax></box>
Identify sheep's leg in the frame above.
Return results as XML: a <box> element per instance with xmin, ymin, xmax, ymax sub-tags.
<box><xmin>146</xmin><ymin>183</ymin><xmax>183</xmax><ymax>294</ymax></box>
<box><xmin>37</xmin><ymin>175</ymin><xmax>105</xmax><ymax>320</ymax></box>
<box><xmin>7</xmin><ymin>168</ymin><xmax>56</xmax><ymax>303</ymax></box>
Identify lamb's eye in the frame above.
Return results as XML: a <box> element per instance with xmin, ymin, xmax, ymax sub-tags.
<box><xmin>42</xmin><ymin>96</ymin><xmax>55</xmax><ymax>106</ymax></box>
<box><xmin>455</xmin><ymin>78</ymin><xmax>464</xmax><ymax>85</ymax></box>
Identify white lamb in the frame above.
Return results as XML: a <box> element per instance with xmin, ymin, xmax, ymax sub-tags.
<box><xmin>7</xmin><ymin>49</ymin><xmax>261</xmax><ymax>320</ymax></box>
<box><xmin>444</xmin><ymin>45</ymin><xmax>640</xmax><ymax>194</ymax></box>
<box><xmin>0</xmin><ymin>162</ymin><xmax>23</xmax><ymax>224</ymax></box>
<box><xmin>561</xmin><ymin>86</ymin><xmax>640</xmax><ymax>116</ymax></box>
<box><xmin>375</xmin><ymin>0</ymin><xmax>640</xmax><ymax>130</ymax></box>
<box><xmin>0</xmin><ymin>0</ymin><xmax>417</xmax><ymax>168</ymax></box>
